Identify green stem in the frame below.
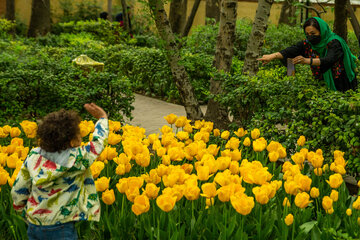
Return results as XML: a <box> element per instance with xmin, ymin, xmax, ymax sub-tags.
<box><xmin>258</xmin><ymin>205</ymin><xmax>262</xmax><ymax>240</ymax></box>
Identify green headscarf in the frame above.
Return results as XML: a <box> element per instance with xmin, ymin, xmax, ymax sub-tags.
<box><xmin>305</xmin><ymin>17</ymin><xmax>356</xmax><ymax>91</ymax></box>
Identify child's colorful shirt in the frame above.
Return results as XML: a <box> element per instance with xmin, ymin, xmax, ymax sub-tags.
<box><xmin>11</xmin><ymin>118</ymin><xmax>109</xmax><ymax>226</ymax></box>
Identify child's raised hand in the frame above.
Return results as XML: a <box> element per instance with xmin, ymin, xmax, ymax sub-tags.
<box><xmin>84</xmin><ymin>103</ymin><xmax>108</xmax><ymax>119</ymax></box>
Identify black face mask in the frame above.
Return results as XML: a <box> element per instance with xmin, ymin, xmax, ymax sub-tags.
<box><xmin>307</xmin><ymin>35</ymin><xmax>321</xmax><ymax>45</ymax></box>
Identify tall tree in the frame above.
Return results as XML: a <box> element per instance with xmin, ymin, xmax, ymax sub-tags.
<box><xmin>242</xmin><ymin>0</ymin><xmax>273</xmax><ymax>76</ymax></box>
<box><xmin>205</xmin><ymin>0</ymin><xmax>237</xmax><ymax>129</ymax></box>
<box><xmin>182</xmin><ymin>0</ymin><xmax>201</xmax><ymax>37</ymax></box>
<box><xmin>148</xmin><ymin>0</ymin><xmax>203</xmax><ymax>120</ymax></box>
<box><xmin>5</xmin><ymin>0</ymin><xmax>15</xmax><ymax>21</ymax></box>
<box><xmin>347</xmin><ymin>1</ymin><xmax>360</xmax><ymax>42</ymax></box>
<box><xmin>108</xmin><ymin>0</ymin><xmax>113</xmax><ymax>21</ymax></box>
<box><xmin>121</xmin><ymin>0</ymin><xmax>131</xmax><ymax>33</ymax></box>
<box><xmin>206</xmin><ymin>0</ymin><xmax>220</xmax><ymax>23</ymax></box>
<box><xmin>334</xmin><ymin>0</ymin><xmax>348</xmax><ymax>42</ymax></box>
<box><xmin>278</xmin><ymin>0</ymin><xmax>297</xmax><ymax>26</ymax></box>
<box><xmin>169</xmin><ymin>0</ymin><xmax>187</xmax><ymax>34</ymax></box>
<box><xmin>27</xmin><ymin>0</ymin><xmax>51</xmax><ymax>37</ymax></box>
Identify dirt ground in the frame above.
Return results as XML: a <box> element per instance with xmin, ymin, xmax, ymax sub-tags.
<box><xmin>124</xmin><ymin>93</ymin><xmax>207</xmax><ymax>135</ymax></box>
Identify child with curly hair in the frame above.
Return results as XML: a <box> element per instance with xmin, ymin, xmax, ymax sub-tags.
<box><xmin>11</xmin><ymin>103</ymin><xmax>108</xmax><ymax>240</ymax></box>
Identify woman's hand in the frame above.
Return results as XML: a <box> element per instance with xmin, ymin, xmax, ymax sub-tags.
<box><xmin>84</xmin><ymin>103</ymin><xmax>108</xmax><ymax>119</ymax></box>
<box><xmin>257</xmin><ymin>54</ymin><xmax>275</xmax><ymax>65</ymax></box>
<box><xmin>292</xmin><ymin>56</ymin><xmax>310</xmax><ymax>65</ymax></box>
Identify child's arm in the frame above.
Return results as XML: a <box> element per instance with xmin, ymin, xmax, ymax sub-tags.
<box><xmin>11</xmin><ymin>159</ymin><xmax>31</xmax><ymax>213</ymax></box>
<box><xmin>77</xmin><ymin>103</ymin><xmax>109</xmax><ymax>167</ymax></box>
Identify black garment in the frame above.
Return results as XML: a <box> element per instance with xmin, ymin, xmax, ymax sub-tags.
<box><xmin>280</xmin><ymin>39</ymin><xmax>358</xmax><ymax>92</ymax></box>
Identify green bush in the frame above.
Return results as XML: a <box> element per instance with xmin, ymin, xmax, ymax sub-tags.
<box><xmin>104</xmin><ymin>46</ymin><xmax>213</xmax><ymax>103</ymax></box>
<box><xmin>51</xmin><ymin>20</ymin><xmax>133</xmax><ymax>45</ymax></box>
<box><xmin>0</xmin><ymin>38</ymin><xmax>134</xmax><ymax>123</ymax></box>
<box><xmin>221</xmin><ymin>62</ymin><xmax>360</xmax><ymax>174</ymax></box>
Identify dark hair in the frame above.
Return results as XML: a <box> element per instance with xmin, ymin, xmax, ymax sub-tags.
<box><xmin>37</xmin><ymin>109</ymin><xmax>81</xmax><ymax>152</ymax></box>
<box><xmin>303</xmin><ymin>18</ymin><xmax>321</xmax><ymax>33</ymax></box>
<box><xmin>100</xmin><ymin>12</ymin><xmax>108</xmax><ymax>20</ymax></box>
<box><xmin>115</xmin><ymin>13</ymin><xmax>123</xmax><ymax>22</ymax></box>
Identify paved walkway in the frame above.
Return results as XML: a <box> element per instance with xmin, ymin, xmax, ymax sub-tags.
<box><xmin>125</xmin><ymin>94</ymin><xmax>207</xmax><ymax>135</ymax></box>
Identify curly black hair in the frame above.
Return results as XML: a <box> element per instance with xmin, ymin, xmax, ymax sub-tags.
<box><xmin>37</xmin><ymin>109</ymin><xmax>81</xmax><ymax>152</ymax></box>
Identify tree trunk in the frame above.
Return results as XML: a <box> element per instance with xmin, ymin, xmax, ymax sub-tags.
<box><xmin>108</xmin><ymin>0</ymin><xmax>113</xmax><ymax>21</ymax></box>
<box><xmin>347</xmin><ymin>1</ymin><xmax>360</xmax><ymax>42</ymax></box>
<box><xmin>334</xmin><ymin>0</ymin><xmax>348</xmax><ymax>42</ymax></box>
<box><xmin>242</xmin><ymin>0</ymin><xmax>273</xmax><ymax>76</ymax></box>
<box><xmin>121</xmin><ymin>0</ymin><xmax>130</xmax><ymax>32</ymax></box>
<box><xmin>5</xmin><ymin>0</ymin><xmax>15</xmax><ymax>21</ymax></box>
<box><xmin>278</xmin><ymin>0</ymin><xmax>297</xmax><ymax>26</ymax></box>
<box><xmin>27</xmin><ymin>0</ymin><xmax>51</xmax><ymax>37</ymax></box>
<box><xmin>206</xmin><ymin>0</ymin><xmax>220</xmax><ymax>24</ymax></box>
<box><xmin>169</xmin><ymin>0</ymin><xmax>187</xmax><ymax>34</ymax></box>
<box><xmin>205</xmin><ymin>0</ymin><xmax>237</xmax><ymax>129</ymax></box>
<box><xmin>182</xmin><ymin>0</ymin><xmax>201</xmax><ymax>37</ymax></box>
<box><xmin>148</xmin><ymin>0</ymin><xmax>203</xmax><ymax>120</ymax></box>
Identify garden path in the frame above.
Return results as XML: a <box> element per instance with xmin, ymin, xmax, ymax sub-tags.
<box><xmin>125</xmin><ymin>93</ymin><xmax>207</xmax><ymax>135</ymax></box>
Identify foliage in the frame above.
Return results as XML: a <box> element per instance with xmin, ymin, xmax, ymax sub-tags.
<box><xmin>220</xmin><ymin>61</ymin><xmax>360</xmax><ymax>174</ymax></box>
<box><xmin>51</xmin><ymin>20</ymin><xmax>133</xmax><ymax>45</ymax></box>
<box><xmin>0</xmin><ymin>35</ymin><xmax>134</xmax><ymax>124</ymax></box>
<box><xmin>57</xmin><ymin>0</ymin><xmax>102</xmax><ymax>22</ymax></box>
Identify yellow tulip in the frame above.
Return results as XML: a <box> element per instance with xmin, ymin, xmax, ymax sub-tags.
<box><xmin>213</xmin><ymin>129</ymin><xmax>220</xmax><ymax>137</ymax></box>
<box><xmin>183</xmin><ymin>124</ymin><xmax>193</xmax><ymax>133</ymax></box>
<box><xmin>108</xmin><ymin>132</ymin><xmax>122</xmax><ymax>145</ymax></box>
<box><xmin>230</xmin><ymin>149</ymin><xmax>242</xmax><ymax>162</ymax></box>
<box><xmin>221</xmin><ymin>131</ymin><xmax>230</xmax><ymax>140</ymax></box>
<box><xmin>326</xmin><ymin>173</ymin><xmax>343</xmax><ymax>189</ymax></box>
<box><xmin>176</xmin><ymin>131</ymin><xmax>189</xmax><ymax>141</ymax></box>
<box><xmin>2</xmin><ymin>125</ymin><xmax>11</xmax><ymax>134</ymax></box>
<box><xmin>148</xmin><ymin>133</ymin><xmax>159</xmax><ymax>144</ymax></box>
<box><xmin>297</xmin><ymin>136</ymin><xmax>306</xmax><ymax>147</ymax></box>
<box><xmin>108</xmin><ymin>120</ymin><xmax>121</xmax><ymax>132</ymax></box>
<box><xmin>10</xmin><ymin>127</ymin><xmax>21</xmax><ymax>138</ymax></box>
<box><xmin>252</xmin><ymin>186</ymin><xmax>270</xmax><ymax>205</ymax></box>
<box><xmin>314</xmin><ymin>168</ymin><xmax>323</xmax><ymax>176</ymax></box>
<box><xmin>346</xmin><ymin>208</ymin><xmax>352</xmax><ymax>216</ymax></box>
<box><xmin>284</xmin><ymin>214</ymin><xmax>294</xmax><ymax>226</ymax></box>
<box><xmin>243</xmin><ymin>137</ymin><xmax>251</xmax><ymax>147</ymax></box>
<box><xmin>197</xmin><ymin>166</ymin><xmax>210</xmax><ymax>181</ymax></box>
<box><xmin>184</xmin><ymin>185</ymin><xmax>200</xmax><ymax>200</ymax></box>
<box><xmin>125</xmin><ymin>186</ymin><xmax>140</xmax><ymax>202</ymax></box>
<box><xmin>294</xmin><ymin>174</ymin><xmax>312</xmax><ymax>192</ymax></box>
<box><xmin>90</xmin><ymin>161</ymin><xmax>105</xmax><ymax>179</ymax></box>
<box><xmin>156</xmin><ymin>194</ymin><xmax>177</xmax><ymax>212</ymax></box>
<box><xmin>116</xmin><ymin>178</ymin><xmax>129</xmax><ymax>193</ymax></box>
<box><xmin>229</xmin><ymin>161</ymin><xmax>239</xmax><ymax>175</ymax></box>
<box><xmin>330</xmin><ymin>190</ymin><xmax>339</xmax><ymax>202</ymax></box>
<box><xmin>322</xmin><ymin>196</ymin><xmax>333</xmax><ymax>211</ymax></box>
<box><xmin>294</xmin><ymin>192</ymin><xmax>311</xmax><ymax>208</ymax></box>
<box><xmin>175</xmin><ymin>116</ymin><xmax>188</xmax><ymax>128</ymax></box>
<box><xmin>144</xmin><ymin>183</ymin><xmax>160</xmax><ymax>199</ymax></box>
<box><xmin>250</xmin><ymin>128</ymin><xmax>260</xmax><ymax>139</ymax></box>
<box><xmin>164</xmin><ymin>114</ymin><xmax>177</xmax><ymax>125</ymax></box>
<box><xmin>225</xmin><ymin>137</ymin><xmax>240</xmax><ymax>150</ymax></box>
<box><xmin>19</xmin><ymin>120</ymin><xmax>37</xmax><ymax>138</ymax></box>
<box><xmin>0</xmin><ymin>128</ymin><xmax>8</xmax><ymax>138</ymax></box>
<box><xmin>310</xmin><ymin>187</ymin><xmax>320</xmax><ymax>198</ymax></box>
<box><xmin>268</xmin><ymin>151</ymin><xmax>279</xmax><ymax>162</ymax></box>
<box><xmin>95</xmin><ymin>177</ymin><xmax>110</xmax><ymax>192</ymax></box>
<box><xmin>132</xmin><ymin>195</ymin><xmax>150</xmax><ymax>215</ymax></box>
<box><xmin>234</xmin><ymin>128</ymin><xmax>247</xmax><ymax>138</ymax></box>
<box><xmin>333</xmin><ymin>150</ymin><xmax>344</xmax><ymax>159</ymax></box>
<box><xmin>7</xmin><ymin>153</ymin><xmax>19</xmax><ymax>169</ymax></box>
<box><xmin>230</xmin><ymin>194</ymin><xmax>254</xmax><ymax>215</ymax></box>
<box><xmin>201</xmin><ymin>182</ymin><xmax>217</xmax><ymax>198</ymax></box>
<box><xmin>115</xmin><ymin>164</ymin><xmax>126</xmax><ymax>175</ymax></box>
<box><xmin>283</xmin><ymin>197</ymin><xmax>290</xmax><ymax>207</ymax></box>
<box><xmin>102</xmin><ymin>189</ymin><xmax>115</xmax><ymax>205</ymax></box>
<box><xmin>0</xmin><ymin>169</ymin><xmax>9</xmax><ymax>185</ymax></box>
<box><xmin>162</xmin><ymin>155</ymin><xmax>171</xmax><ymax>165</ymax></box>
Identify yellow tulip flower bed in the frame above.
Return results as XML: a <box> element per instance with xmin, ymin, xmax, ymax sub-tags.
<box><xmin>1</xmin><ymin>115</ymin><xmax>360</xmax><ymax>239</ymax></box>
